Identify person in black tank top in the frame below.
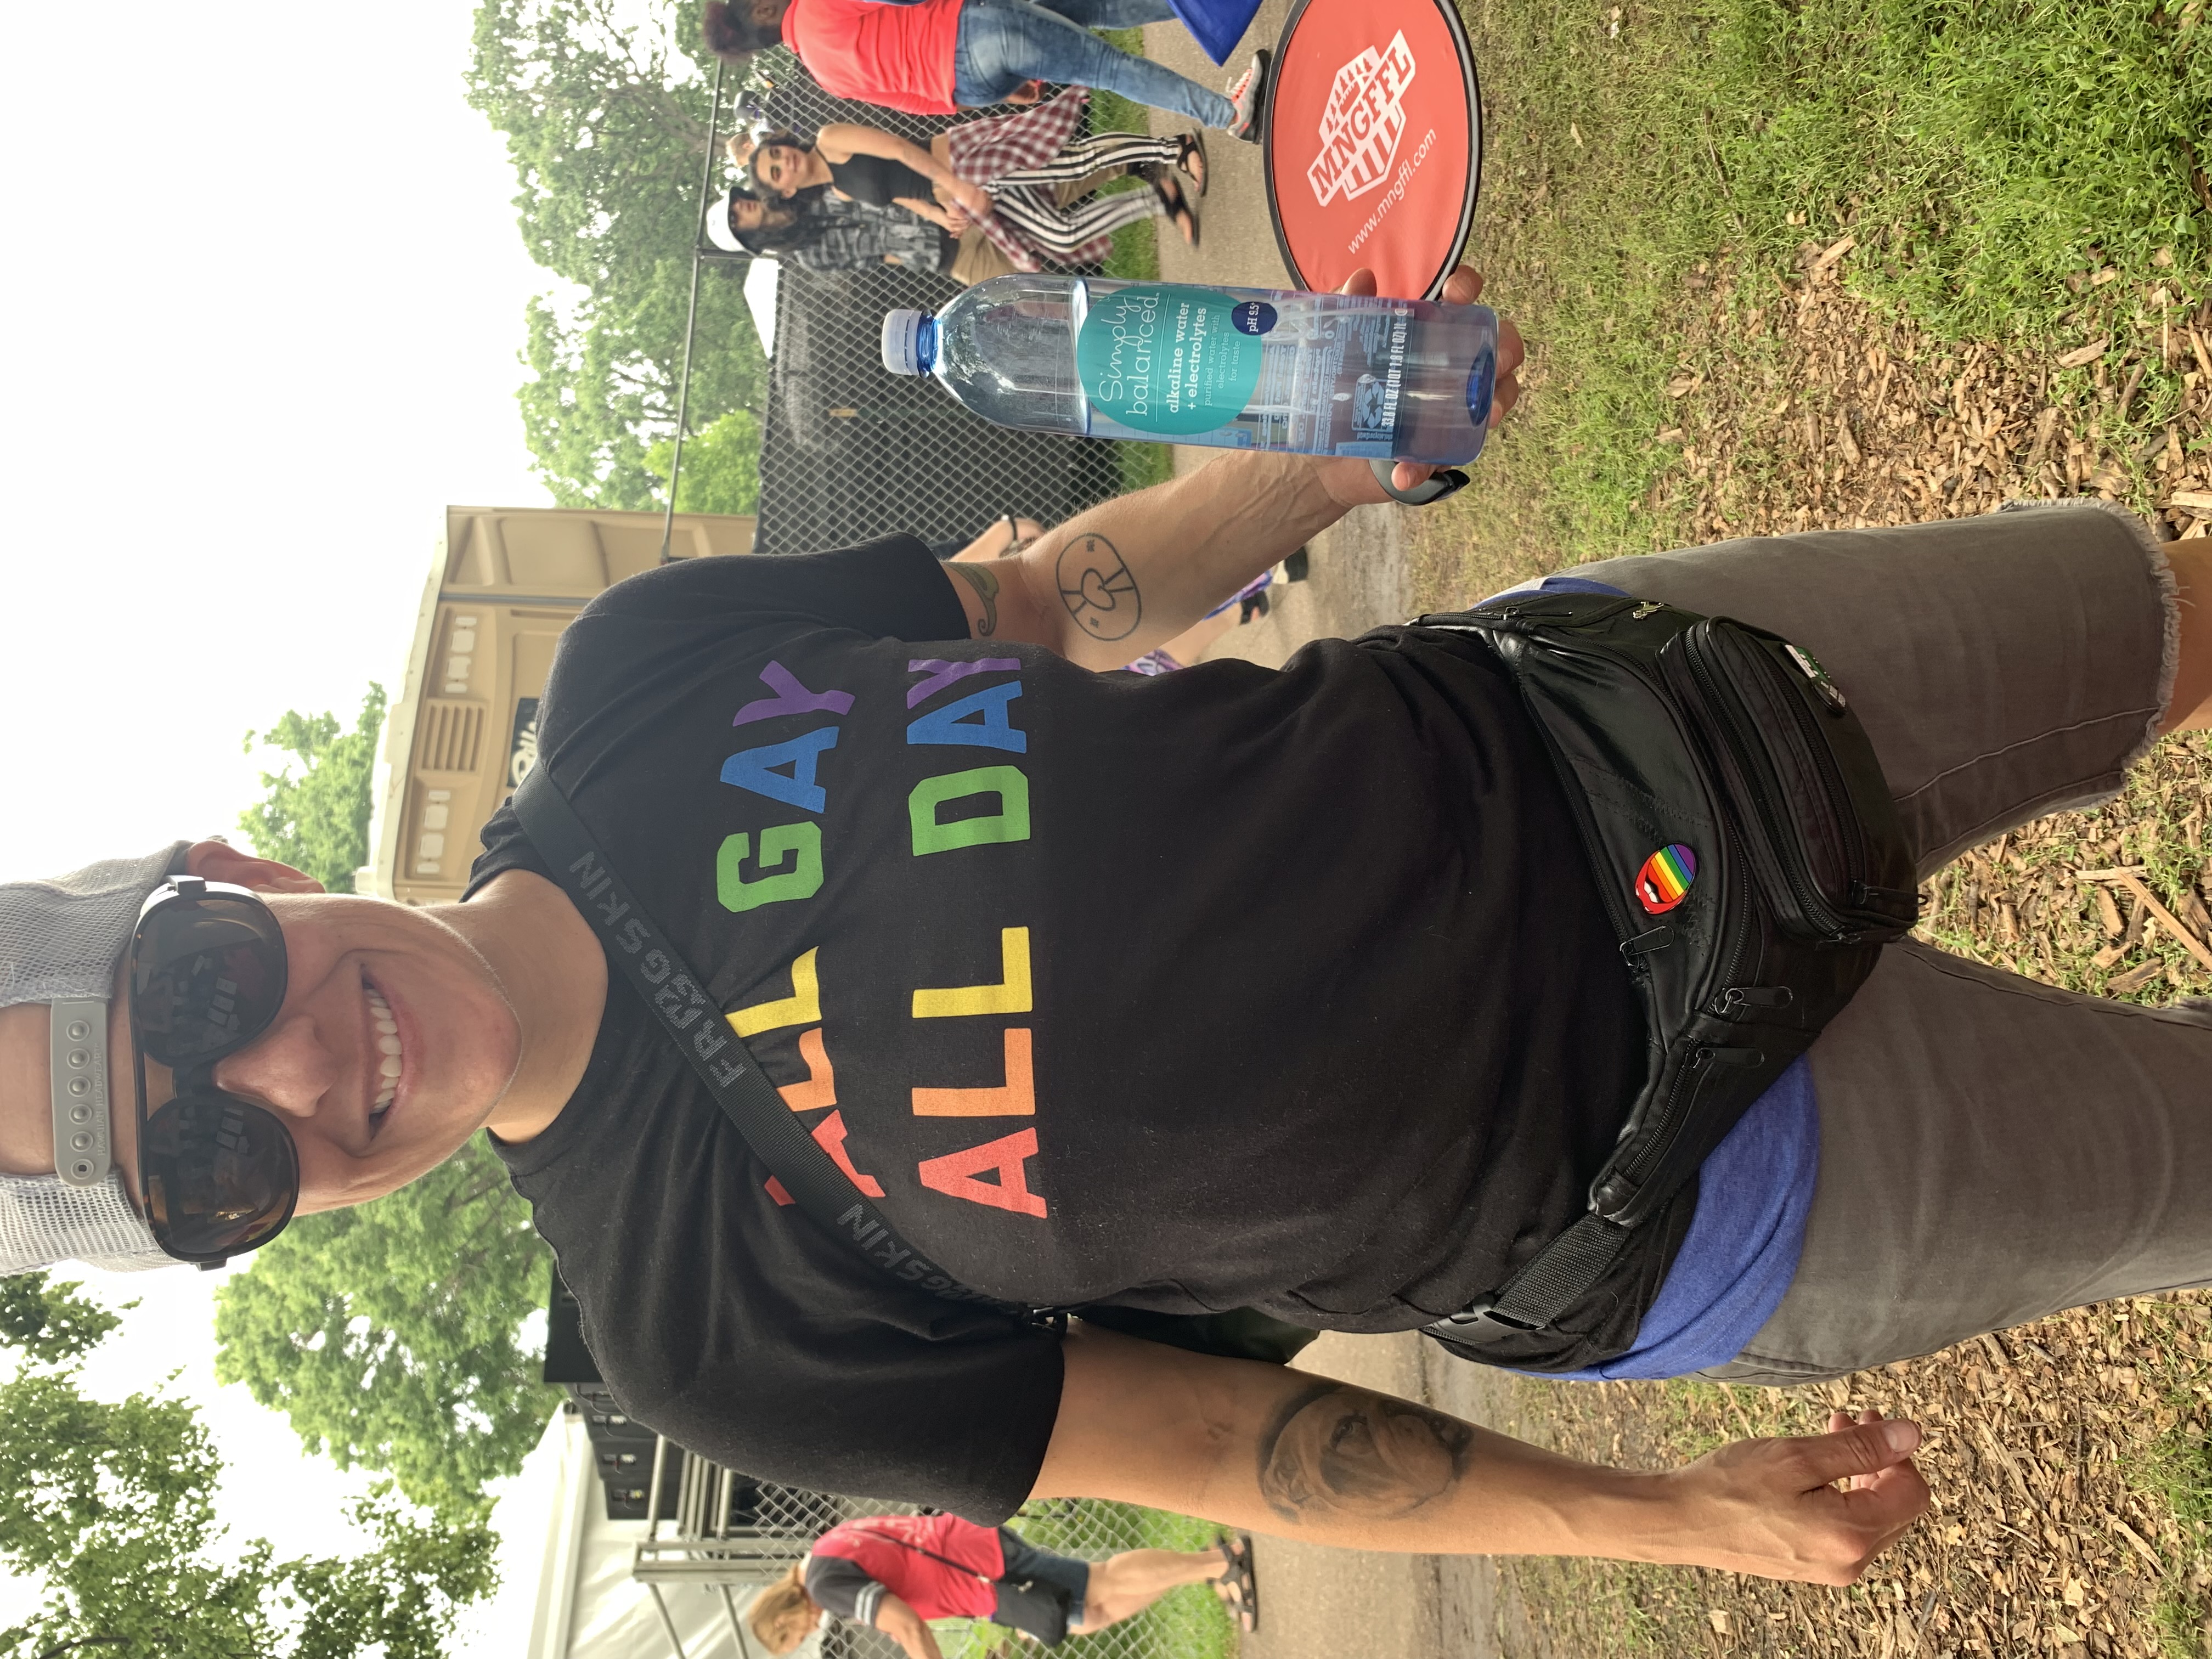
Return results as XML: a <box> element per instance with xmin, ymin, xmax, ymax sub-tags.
<box><xmin>748</xmin><ymin>125</ymin><xmax>989</xmax><ymax>233</ymax></box>
<box><xmin>825</xmin><ymin>151</ymin><xmax>939</xmax><ymax>211</ymax></box>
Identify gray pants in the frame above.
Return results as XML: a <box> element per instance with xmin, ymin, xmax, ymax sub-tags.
<box><xmin>1577</xmin><ymin>501</ymin><xmax>2205</xmax><ymax>1385</ymax></box>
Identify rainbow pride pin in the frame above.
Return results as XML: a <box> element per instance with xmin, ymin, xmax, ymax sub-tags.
<box><xmin>1634</xmin><ymin>844</ymin><xmax>1698</xmax><ymax>915</ymax></box>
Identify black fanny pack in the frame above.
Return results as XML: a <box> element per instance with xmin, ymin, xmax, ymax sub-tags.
<box><xmin>1418</xmin><ymin>589</ymin><xmax>1918</xmax><ymax>1364</ymax></box>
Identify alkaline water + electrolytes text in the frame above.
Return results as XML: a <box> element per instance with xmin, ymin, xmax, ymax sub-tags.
<box><xmin>881</xmin><ymin>276</ymin><xmax>1499</xmax><ymax>466</ymax></box>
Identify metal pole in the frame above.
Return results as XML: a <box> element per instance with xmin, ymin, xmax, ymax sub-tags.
<box><xmin>720</xmin><ymin>1584</ymin><xmax>754</xmax><ymax>1659</ymax></box>
<box><xmin>647</xmin><ymin>1583</ymin><xmax>690</xmax><ymax>1659</ymax></box>
<box><xmin>661</xmin><ymin>58</ymin><xmax>729</xmax><ymax>564</ymax></box>
<box><xmin>645</xmin><ymin>1435</ymin><xmax>670</xmax><ymax>1539</ymax></box>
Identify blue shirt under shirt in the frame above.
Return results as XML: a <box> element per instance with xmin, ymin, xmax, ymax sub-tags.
<box><xmin>1482</xmin><ymin>577</ymin><xmax>1819</xmax><ymax>1379</ymax></box>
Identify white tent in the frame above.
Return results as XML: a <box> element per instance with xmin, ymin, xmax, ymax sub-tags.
<box><xmin>509</xmin><ymin>1408</ymin><xmax>805</xmax><ymax>1659</ymax></box>
<box><xmin>744</xmin><ymin>259</ymin><xmax>780</xmax><ymax>357</ymax></box>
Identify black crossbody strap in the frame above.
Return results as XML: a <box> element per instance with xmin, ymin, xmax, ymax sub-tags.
<box><xmin>867</xmin><ymin>1530</ymin><xmax>997</xmax><ymax>1585</ymax></box>
<box><xmin>510</xmin><ymin>765</ymin><xmax>1032</xmax><ymax>1321</ymax></box>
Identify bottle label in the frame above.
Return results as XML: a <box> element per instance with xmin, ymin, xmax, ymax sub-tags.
<box><xmin>1076</xmin><ymin>285</ymin><xmax>1268</xmax><ymax>436</ymax></box>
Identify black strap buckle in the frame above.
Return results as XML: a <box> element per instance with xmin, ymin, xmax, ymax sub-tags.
<box><xmin>1425</xmin><ymin>1297</ymin><xmax>1541</xmax><ymax>1345</ymax></box>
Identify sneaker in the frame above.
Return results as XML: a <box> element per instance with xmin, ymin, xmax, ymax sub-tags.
<box><xmin>1225</xmin><ymin>48</ymin><xmax>1269</xmax><ymax>143</ymax></box>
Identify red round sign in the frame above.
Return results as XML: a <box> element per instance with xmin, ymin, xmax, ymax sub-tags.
<box><xmin>1262</xmin><ymin>0</ymin><xmax>1481</xmax><ymax>301</ymax></box>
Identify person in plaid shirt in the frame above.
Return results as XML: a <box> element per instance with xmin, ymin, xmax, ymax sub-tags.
<box><xmin>749</xmin><ymin>89</ymin><xmax>1204</xmax><ymax>270</ymax></box>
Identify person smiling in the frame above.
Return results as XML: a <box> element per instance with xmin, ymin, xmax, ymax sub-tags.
<box><xmin>17</xmin><ymin>263</ymin><xmax>2212</xmax><ymax>1591</ymax></box>
<box><xmin>0</xmin><ymin>835</ymin><xmax>588</xmax><ymax>1262</ymax></box>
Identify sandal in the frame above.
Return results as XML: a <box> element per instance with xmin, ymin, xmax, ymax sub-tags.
<box><xmin>1213</xmin><ymin>1534</ymin><xmax>1259</xmax><ymax>1633</ymax></box>
<box><xmin>1176</xmin><ymin>131</ymin><xmax>1209</xmax><ymax>196</ymax></box>
<box><xmin>1152</xmin><ymin>175</ymin><xmax>1200</xmax><ymax>249</ymax></box>
<box><xmin>995</xmin><ymin>513</ymin><xmax>1038</xmax><ymax>556</ymax></box>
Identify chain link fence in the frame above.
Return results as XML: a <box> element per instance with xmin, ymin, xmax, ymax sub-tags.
<box><xmin>668</xmin><ymin>1477</ymin><xmax>1229</xmax><ymax>1659</ymax></box>
<box><xmin>571</xmin><ymin>1377</ymin><xmax>1234</xmax><ymax>1659</ymax></box>
<box><xmin>740</xmin><ymin>50</ymin><xmax>1128</xmax><ymax>557</ymax></box>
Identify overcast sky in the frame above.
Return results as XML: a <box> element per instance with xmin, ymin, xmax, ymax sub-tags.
<box><xmin>0</xmin><ymin>0</ymin><xmax>614</xmax><ymax>1646</ymax></box>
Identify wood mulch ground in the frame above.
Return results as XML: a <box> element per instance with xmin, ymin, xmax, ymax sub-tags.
<box><xmin>1505</xmin><ymin>1294</ymin><xmax>2212</xmax><ymax>1659</ymax></box>
<box><xmin>1643</xmin><ymin>234</ymin><xmax>2212</xmax><ymax>545</ymax></box>
<box><xmin>1432</xmin><ymin>245</ymin><xmax>2212</xmax><ymax>1657</ymax></box>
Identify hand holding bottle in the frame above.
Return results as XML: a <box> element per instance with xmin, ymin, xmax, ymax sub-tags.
<box><xmin>885</xmin><ymin>268</ymin><xmax>1514</xmax><ymax>466</ymax></box>
<box><xmin>1322</xmin><ymin>264</ymin><xmax>1526</xmax><ymax>507</ymax></box>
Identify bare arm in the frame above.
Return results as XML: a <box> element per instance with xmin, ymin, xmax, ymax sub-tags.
<box><xmin>939</xmin><ymin>266</ymin><xmax>1522</xmax><ymax>667</ymax></box>
<box><xmin>943</xmin><ymin>450</ymin><xmax>1357</xmax><ymax>667</ymax></box>
<box><xmin>872</xmin><ymin>1593</ymin><xmax>945</xmax><ymax>1659</ymax></box>
<box><xmin>893</xmin><ymin>195</ymin><xmax>963</xmax><ymax>232</ymax></box>
<box><xmin>817</xmin><ymin>122</ymin><xmax>992</xmax><ymax>217</ymax></box>
<box><xmin>1031</xmin><ymin>1324</ymin><xmax>1930</xmax><ymax>1585</ymax></box>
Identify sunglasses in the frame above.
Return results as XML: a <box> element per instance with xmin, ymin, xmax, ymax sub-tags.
<box><xmin>127</xmin><ymin>877</ymin><xmax>300</xmax><ymax>1267</ymax></box>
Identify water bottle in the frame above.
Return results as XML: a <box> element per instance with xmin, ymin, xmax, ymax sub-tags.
<box><xmin>880</xmin><ymin>275</ymin><xmax>1498</xmax><ymax>466</ymax></box>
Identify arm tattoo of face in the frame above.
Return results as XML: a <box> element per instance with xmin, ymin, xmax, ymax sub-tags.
<box><xmin>1255</xmin><ymin>1382</ymin><xmax>1476</xmax><ymax>1525</ymax></box>
<box><xmin>949</xmin><ymin>560</ymin><xmax>1000</xmax><ymax>636</ymax></box>
<box><xmin>1054</xmin><ymin>532</ymin><xmax>1142</xmax><ymax>642</ymax></box>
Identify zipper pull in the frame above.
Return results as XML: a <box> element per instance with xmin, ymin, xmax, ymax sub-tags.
<box><xmin>1630</xmin><ymin>601</ymin><xmax>1662</xmax><ymax>619</ymax></box>
<box><xmin>1717</xmin><ymin>985</ymin><xmax>1794</xmax><ymax>1014</ymax></box>
<box><xmin>1621</xmin><ymin>924</ymin><xmax>1674</xmax><ymax>959</ymax></box>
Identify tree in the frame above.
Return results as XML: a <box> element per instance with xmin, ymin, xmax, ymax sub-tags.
<box><xmin>0</xmin><ymin>1272</ymin><xmax>123</xmax><ymax>1366</ymax></box>
<box><xmin>0</xmin><ymin>1281</ymin><xmax>495</xmax><ymax>1659</ymax></box>
<box><xmin>647</xmin><ymin>406</ymin><xmax>762</xmax><ymax>516</ymax></box>
<box><xmin>469</xmin><ymin>0</ymin><xmax>766</xmax><ymax>505</ymax></box>
<box><xmin>212</xmin><ymin>1137</ymin><xmax>562</xmax><ymax>1517</ymax></box>
<box><xmin>238</xmin><ymin>684</ymin><xmax>387</xmax><ymax>894</ymax></box>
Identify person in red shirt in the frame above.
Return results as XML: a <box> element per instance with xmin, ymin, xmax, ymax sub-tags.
<box><xmin>745</xmin><ymin>1513</ymin><xmax>1256</xmax><ymax>1655</ymax></box>
<box><xmin>702</xmin><ymin>0</ymin><xmax>1266</xmax><ymax>139</ymax></box>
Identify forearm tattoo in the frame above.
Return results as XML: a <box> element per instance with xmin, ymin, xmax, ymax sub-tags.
<box><xmin>949</xmin><ymin>560</ymin><xmax>1000</xmax><ymax>636</ymax></box>
<box><xmin>1256</xmin><ymin>1381</ymin><xmax>1476</xmax><ymax>1525</ymax></box>
<box><xmin>1054</xmin><ymin>532</ymin><xmax>1142</xmax><ymax>642</ymax></box>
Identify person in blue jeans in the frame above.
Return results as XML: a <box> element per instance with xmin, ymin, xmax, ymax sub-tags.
<box><xmin>701</xmin><ymin>0</ymin><xmax>1267</xmax><ymax>138</ymax></box>
<box><xmin>954</xmin><ymin>0</ymin><xmax>1252</xmax><ymax>131</ymax></box>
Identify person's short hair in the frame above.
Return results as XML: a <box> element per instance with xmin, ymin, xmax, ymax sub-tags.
<box><xmin>747</xmin><ymin>1564</ymin><xmax>816</xmax><ymax>1655</ymax></box>
<box><xmin>702</xmin><ymin>0</ymin><xmax>784</xmax><ymax>61</ymax></box>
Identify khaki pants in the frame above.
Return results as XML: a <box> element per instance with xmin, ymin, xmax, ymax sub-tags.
<box><xmin>946</xmin><ymin>170</ymin><xmax>1128</xmax><ymax>284</ymax></box>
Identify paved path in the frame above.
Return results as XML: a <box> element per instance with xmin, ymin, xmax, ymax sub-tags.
<box><xmin>1138</xmin><ymin>6</ymin><xmax>1424</xmax><ymax>662</ymax></box>
<box><xmin>1235</xmin><ymin>1333</ymin><xmax>1517</xmax><ymax>1659</ymax></box>
<box><xmin>1127</xmin><ymin>22</ymin><xmax>1513</xmax><ymax>1656</ymax></box>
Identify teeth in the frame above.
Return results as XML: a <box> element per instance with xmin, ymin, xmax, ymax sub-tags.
<box><xmin>366</xmin><ymin>985</ymin><xmax>401</xmax><ymax>1120</ymax></box>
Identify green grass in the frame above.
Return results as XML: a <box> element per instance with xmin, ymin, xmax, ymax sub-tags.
<box><xmin>2131</xmin><ymin>1410</ymin><xmax>2212</xmax><ymax>1656</ymax></box>
<box><xmin>1090</xmin><ymin>35</ymin><xmax>1164</xmax><ymax>296</ymax></box>
<box><xmin>1441</xmin><ymin>0</ymin><xmax>2212</xmax><ymax>569</ymax></box>
<box><xmin>1696</xmin><ymin>0</ymin><xmax>2212</xmax><ymax>341</ymax></box>
<box><xmin>1091</xmin><ymin>29</ymin><xmax>1173</xmax><ymax>494</ymax></box>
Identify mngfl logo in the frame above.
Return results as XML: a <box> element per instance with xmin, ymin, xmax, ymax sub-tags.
<box><xmin>1305</xmin><ymin>31</ymin><xmax>1418</xmax><ymax>207</ymax></box>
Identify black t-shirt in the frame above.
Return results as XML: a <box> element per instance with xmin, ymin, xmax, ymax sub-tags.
<box><xmin>478</xmin><ymin>537</ymin><xmax>1666</xmax><ymax>1521</ymax></box>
